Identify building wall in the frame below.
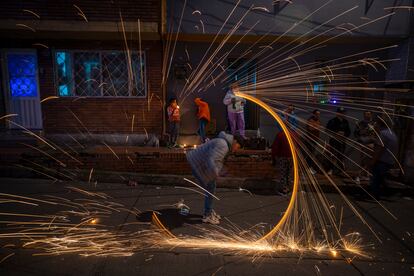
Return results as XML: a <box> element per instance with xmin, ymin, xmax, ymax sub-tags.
<box><xmin>169</xmin><ymin>0</ymin><xmax>411</xmax><ymax>37</ymax></box>
<box><xmin>0</xmin><ymin>0</ymin><xmax>164</xmax><ymax>135</ymax></box>
<box><xmin>38</xmin><ymin>41</ymin><xmax>163</xmax><ymax>134</ymax></box>
<box><xmin>168</xmin><ymin>40</ymin><xmax>389</xmax><ymax>139</ymax></box>
<box><xmin>0</xmin><ymin>0</ymin><xmax>160</xmax><ymax>23</ymax></box>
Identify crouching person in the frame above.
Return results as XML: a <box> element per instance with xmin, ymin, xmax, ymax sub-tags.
<box><xmin>186</xmin><ymin>131</ymin><xmax>245</xmax><ymax>224</ymax></box>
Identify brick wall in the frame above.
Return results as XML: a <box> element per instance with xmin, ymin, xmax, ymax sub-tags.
<box><xmin>29</xmin><ymin>149</ymin><xmax>277</xmax><ymax>179</ymax></box>
<box><xmin>38</xmin><ymin>40</ymin><xmax>164</xmax><ymax>134</ymax></box>
<box><xmin>0</xmin><ymin>0</ymin><xmax>164</xmax><ymax>134</ymax></box>
<box><xmin>0</xmin><ymin>0</ymin><xmax>160</xmax><ymax>23</ymax></box>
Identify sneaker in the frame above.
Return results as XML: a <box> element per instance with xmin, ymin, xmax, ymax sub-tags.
<box><xmin>309</xmin><ymin>167</ymin><xmax>317</xmax><ymax>175</ymax></box>
<box><xmin>354</xmin><ymin>177</ymin><xmax>360</xmax><ymax>185</ymax></box>
<box><xmin>211</xmin><ymin>210</ymin><xmax>221</xmax><ymax>220</ymax></box>
<box><xmin>202</xmin><ymin>214</ymin><xmax>220</xmax><ymax>225</ymax></box>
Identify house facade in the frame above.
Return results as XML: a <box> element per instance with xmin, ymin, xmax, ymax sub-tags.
<box><xmin>0</xmin><ymin>0</ymin><xmax>165</xmax><ymax>135</ymax></box>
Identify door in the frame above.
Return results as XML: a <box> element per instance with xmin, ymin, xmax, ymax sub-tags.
<box><xmin>5</xmin><ymin>51</ymin><xmax>42</xmax><ymax>129</ymax></box>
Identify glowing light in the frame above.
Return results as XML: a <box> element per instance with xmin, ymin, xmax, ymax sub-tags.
<box><xmin>152</xmin><ymin>92</ymin><xmax>298</xmax><ymax>242</ymax></box>
<box><xmin>235</xmin><ymin>92</ymin><xmax>298</xmax><ymax>241</ymax></box>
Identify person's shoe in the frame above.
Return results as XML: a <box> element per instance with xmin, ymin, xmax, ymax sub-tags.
<box><xmin>202</xmin><ymin>213</ymin><xmax>220</xmax><ymax>225</ymax></box>
<box><xmin>354</xmin><ymin>177</ymin><xmax>361</xmax><ymax>185</ymax></box>
<box><xmin>211</xmin><ymin>210</ymin><xmax>221</xmax><ymax>220</ymax></box>
<box><xmin>309</xmin><ymin>167</ymin><xmax>317</xmax><ymax>175</ymax></box>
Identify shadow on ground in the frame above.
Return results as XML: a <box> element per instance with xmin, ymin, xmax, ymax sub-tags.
<box><xmin>136</xmin><ymin>208</ymin><xmax>203</xmax><ymax>230</ymax></box>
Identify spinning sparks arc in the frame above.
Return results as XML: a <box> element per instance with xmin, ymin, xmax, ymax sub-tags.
<box><xmin>153</xmin><ymin>92</ymin><xmax>299</xmax><ymax>242</ymax></box>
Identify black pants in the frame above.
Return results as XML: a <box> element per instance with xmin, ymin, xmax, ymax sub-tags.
<box><xmin>168</xmin><ymin>121</ymin><xmax>180</xmax><ymax>144</ymax></box>
<box><xmin>326</xmin><ymin>140</ymin><xmax>346</xmax><ymax>173</ymax></box>
<box><xmin>370</xmin><ymin>161</ymin><xmax>392</xmax><ymax>198</ymax></box>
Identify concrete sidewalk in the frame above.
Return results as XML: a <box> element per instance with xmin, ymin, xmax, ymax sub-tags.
<box><xmin>0</xmin><ymin>177</ymin><xmax>413</xmax><ymax>275</ymax></box>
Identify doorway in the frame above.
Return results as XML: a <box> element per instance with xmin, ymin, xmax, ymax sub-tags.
<box><xmin>3</xmin><ymin>51</ymin><xmax>43</xmax><ymax>129</ymax></box>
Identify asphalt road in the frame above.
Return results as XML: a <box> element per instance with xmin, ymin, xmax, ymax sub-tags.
<box><xmin>0</xmin><ymin>177</ymin><xmax>413</xmax><ymax>276</ymax></box>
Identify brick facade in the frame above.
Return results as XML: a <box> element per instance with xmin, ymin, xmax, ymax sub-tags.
<box><xmin>38</xmin><ymin>41</ymin><xmax>163</xmax><ymax>134</ymax></box>
<box><xmin>0</xmin><ymin>0</ymin><xmax>164</xmax><ymax>135</ymax></box>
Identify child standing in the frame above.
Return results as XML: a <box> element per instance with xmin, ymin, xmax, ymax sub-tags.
<box><xmin>194</xmin><ymin>98</ymin><xmax>211</xmax><ymax>143</ymax></box>
<box><xmin>167</xmin><ymin>98</ymin><xmax>180</xmax><ymax>148</ymax></box>
<box><xmin>271</xmin><ymin>131</ymin><xmax>293</xmax><ymax>195</ymax></box>
<box><xmin>223</xmin><ymin>82</ymin><xmax>246</xmax><ymax>137</ymax></box>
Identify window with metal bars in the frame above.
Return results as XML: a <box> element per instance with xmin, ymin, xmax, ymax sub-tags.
<box><xmin>54</xmin><ymin>50</ymin><xmax>147</xmax><ymax>98</ymax></box>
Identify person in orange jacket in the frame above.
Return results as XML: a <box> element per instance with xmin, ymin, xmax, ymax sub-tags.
<box><xmin>194</xmin><ymin>98</ymin><xmax>211</xmax><ymax>143</ymax></box>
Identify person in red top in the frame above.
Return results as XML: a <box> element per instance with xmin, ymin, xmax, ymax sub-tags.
<box><xmin>167</xmin><ymin>98</ymin><xmax>180</xmax><ymax>147</ymax></box>
<box><xmin>271</xmin><ymin>130</ymin><xmax>293</xmax><ymax>195</ymax></box>
<box><xmin>194</xmin><ymin>98</ymin><xmax>211</xmax><ymax>143</ymax></box>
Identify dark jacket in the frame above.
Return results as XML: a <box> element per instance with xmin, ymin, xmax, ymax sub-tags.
<box><xmin>326</xmin><ymin>116</ymin><xmax>350</xmax><ymax>148</ymax></box>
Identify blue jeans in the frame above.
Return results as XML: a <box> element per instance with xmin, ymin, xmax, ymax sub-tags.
<box><xmin>191</xmin><ymin>168</ymin><xmax>216</xmax><ymax>216</ymax></box>
<box><xmin>198</xmin><ymin>118</ymin><xmax>208</xmax><ymax>143</ymax></box>
<box><xmin>370</xmin><ymin>161</ymin><xmax>392</xmax><ymax>198</ymax></box>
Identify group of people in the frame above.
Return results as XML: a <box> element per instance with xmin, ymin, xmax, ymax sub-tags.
<box><xmin>166</xmin><ymin>82</ymin><xmax>247</xmax><ymax>148</ymax></box>
<box><xmin>271</xmin><ymin>105</ymin><xmax>398</xmax><ymax>199</ymax></box>
<box><xmin>167</xmin><ymin>86</ymin><xmax>398</xmax><ymax>225</ymax></box>
<box><xmin>165</xmin><ymin>82</ymin><xmax>248</xmax><ymax>224</ymax></box>
<box><xmin>166</xmin><ymin>97</ymin><xmax>211</xmax><ymax>148</ymax></box>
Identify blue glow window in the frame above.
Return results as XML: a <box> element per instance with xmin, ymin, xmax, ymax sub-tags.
<box><xmin>7</xmin><ymin>54</ymin><xmax>38</xmax><ymax>97</ymax></box>
<box><xmin>54</xmin><ymin>50</ymin><xmax>147</xmax><ymax>97</ymax></box>
<box><xmin>56</xmin><ymin>51</ymin><xmax>73</xmax><ymax>96</ymax></box>
<box><xmin>313</xmin><ymin>82</ymin><xmax>324</xmax><ymax>93</ymax></box>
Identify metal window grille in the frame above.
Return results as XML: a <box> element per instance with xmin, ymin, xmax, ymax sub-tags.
<box><xmin>55</xmin><ymin>50</ymin><xmax>147</xmax><ymax>98</ymax></box>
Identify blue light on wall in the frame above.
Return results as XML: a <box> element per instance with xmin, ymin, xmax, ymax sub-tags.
<box><xmin>56</xmin><ymin>51</ymin><xmax>72</xmax><ymax>96</ymax></box>
<box><xmin>7</xmin><ymin>54</ymin><xmax>38</xmax><ymax>97</ymax></box>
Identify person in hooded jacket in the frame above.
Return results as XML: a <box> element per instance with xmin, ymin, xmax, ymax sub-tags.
<box><xmin>186</xmin><ymin>131</ymin><xmax>245</xmax><ymax>224</ymax></box>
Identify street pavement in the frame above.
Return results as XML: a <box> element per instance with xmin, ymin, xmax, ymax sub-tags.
<box><xmin>0</xmin><ymin>177</ymin><xmax>413</xmax><ymax>276</ymax></box>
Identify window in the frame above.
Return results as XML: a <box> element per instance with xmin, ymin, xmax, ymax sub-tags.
<box><xmin>55</xmin><ymin>50</ymin><xmax>147</xmax><ymax>97</ymax></box>
<box><xmin>7</xmin><ymin>53</ymin><xmax>38</xmax><ymax>97</ymax></box>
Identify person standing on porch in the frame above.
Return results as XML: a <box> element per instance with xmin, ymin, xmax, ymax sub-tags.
<box><xmin>223</xmin><ymin>82</ymin><xmax>246</xmax><ymax>138</ymax></box>
<box><xmin>194</xmin><ymin>98</ymin><xmax>211</xmax><ymax>143</ymax></box>
<box><xmin>167</xmin><ymin>98</ymin><xmax>180</xmax><ymax>148</ymax></box>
